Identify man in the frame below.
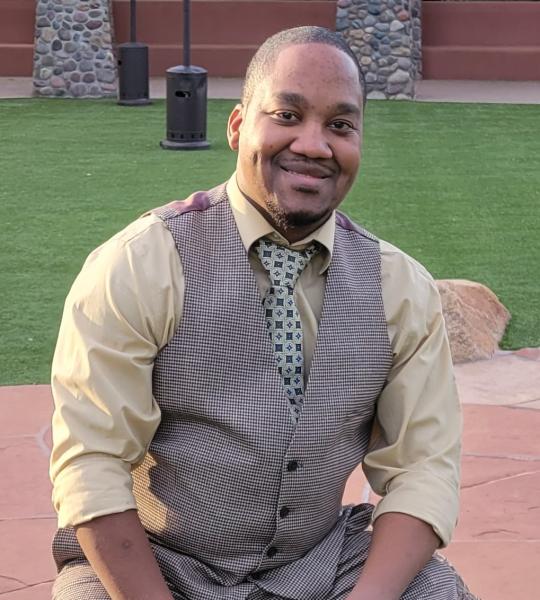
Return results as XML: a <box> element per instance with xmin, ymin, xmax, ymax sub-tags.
<box><xmin>50</xmin><ymin>26</ymin><xmax>477</xmax><ymax>600</ymax></box>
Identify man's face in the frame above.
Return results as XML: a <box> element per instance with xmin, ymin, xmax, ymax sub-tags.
<box><xmin>228</xmin><ymin>43</ymin><xmax>363</xmax><ymax>241</ymax></box>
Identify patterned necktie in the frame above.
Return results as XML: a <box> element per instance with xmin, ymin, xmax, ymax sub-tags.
<box><xmin>255</xmin><ymin>238</ymin><xmax>318</xmax><ymax>424</ymax></box>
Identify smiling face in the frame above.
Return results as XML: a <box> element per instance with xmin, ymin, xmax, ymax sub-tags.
<box><xmin>228</xmin><ymin>43</ymin><xmax>364</xmax><ymax>242</ymax></box>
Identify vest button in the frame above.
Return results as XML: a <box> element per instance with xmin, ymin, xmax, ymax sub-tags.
<box><xmin>279</xmin><ymin>506</ymin><xmax>290</xmax><ymax>518</ymax></box>
<box><xmin>287</xmin><ymin>460</ymin><xmax>299</xmax><ymax>472</ymax></box>
<box><xmin>267</xmin><ymin>546</ymin><xmax>278</xmax><ymax>558</ymax></box>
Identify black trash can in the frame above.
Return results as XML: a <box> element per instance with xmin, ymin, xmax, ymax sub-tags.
<box><xmin>160</xmin><ymin>65</ymin><xmax>210</xmax><ymax>150</ymax></box>
<box><xmin>117</xmin><ymin>42</ymin><xmax>151</xmax><ymax>106</ymax></box>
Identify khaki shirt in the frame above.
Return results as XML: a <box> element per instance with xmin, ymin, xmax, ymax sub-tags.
<box><xmin>50</xmin><ymin>175</ymin><xmax>461</xmax><ymax>546</ymax></box>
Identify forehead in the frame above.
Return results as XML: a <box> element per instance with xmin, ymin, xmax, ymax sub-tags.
<box><xmin>261</xmin><ymin>43</ymin><xmax>362</xmax><ymax>106</ymax></box>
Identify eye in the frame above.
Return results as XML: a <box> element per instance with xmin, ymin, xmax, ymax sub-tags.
<box><xmin>330</xmin><ymin>120</ymin><xmax>355</xmax><ymax>133</ymax></box>
<box><xmin>273</xmin><ymin>111</ymin><xmax>299</xmax><ymax>123</ymax></box>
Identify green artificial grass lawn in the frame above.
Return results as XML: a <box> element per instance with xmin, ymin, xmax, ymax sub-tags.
<box><xmin>0</xmin><ymin>98</ymin><xmax>539</xmax><ymax>385</ymax></box>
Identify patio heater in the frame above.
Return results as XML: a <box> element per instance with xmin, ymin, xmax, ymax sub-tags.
<box><xmin>160</xmin><ymin>0</ymin><xmax>210</xmax><ymax>150</ymax></box>
<box><xmin>117</xmin><ymin>0</ymin><xmax>151</xmax><ymax>106</ymax></box>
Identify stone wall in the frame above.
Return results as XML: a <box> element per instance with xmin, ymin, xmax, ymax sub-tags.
<box><xmin>337</xmin><ymin>0</ymin><xmax>422</xmax><ymax>99</ymax></box>
<box><xmin>33</xmin><ymin>0</ymin><xmax>117</xmax><ymax>98</ymax></box>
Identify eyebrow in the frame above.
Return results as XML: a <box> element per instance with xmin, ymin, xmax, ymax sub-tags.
<box><xmin>274</xmin><ymin>92</ymin><xmax>361</xmax><ymax>118</ymax></box>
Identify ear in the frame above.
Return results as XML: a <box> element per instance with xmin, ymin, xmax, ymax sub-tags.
<box><xmin>227</xmin><ymin>103</ymin><xmax>244</xmax><ymax>151</ymax></box>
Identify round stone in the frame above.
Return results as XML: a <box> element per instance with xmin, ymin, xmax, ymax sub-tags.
<box><xmin>97</xmin><ymin>68</ymin><xmax>115</xmax><ymax>83</ymax></box>
<box><xmin>375</xmin><ymin>23</ymin><xmax>390</xmax><ymax>32</ymax></box>
<box><xmin>96</xmin><ymin>50</ymin><xmax>107</xmax><ymax>60</ymax></box>
<box><xmin>53</xmin><ymin>66</ymin><xmax>62</xmax><ymax>75</ymax></box>
<box><xmin>337</xmin><ymin>0</ymin><xmax>351</xmax><ymax>7</ymax></box>
<box><xmin>86</xmin><ymin>20</ymin><xmax>102</xmax><ymax>30</ymax></box>
<box><xmin>380</xmin><ymin>45</ymin><xmax>391</xmax><ymax>56</ymax></box>
<box><xmin>367</xmin><ymin>90</ymin><xmax>386</xmax><ymax>100</ymax></box>
<box><xmin>89</xmin><ymin>85</ymin><xmax>101</xmax><ymax>96</ymax></box>
<box><xmin>89</xmin><ymin>10</ymin><xmax>102</xmax><ymax>18</ymax></box>
<box><xmin>39</xmin><ymin>86</ymin><xmax>54</xmax><ymax>96</ymax></box>
<box><xmin>39</xmin><ymin>67</ymin><xmax>52</xmax><ymax>80</ymax></box>
<box><xmin>73</xmin><ymin>23</ymin><xmax>84</xmax><ymax>31</ymax></box>
<box><xmin>74</xmin><ymin>11</ymin><xmax>88</xmax><ymax>23</ymax></box>
<box><xmin>50</xmin><ymin>75</ymin><xmax>64</xmax><ymax>88</ymax></box>
<box><xmin>336</xmin><ymin>8</ymin><xmax>348</xmax><ymax>19</ymax></box>
<box><xmin>41</xmin><ymin>55</ymin><xmax>55</xmax><ymax>67</ymax></box>
<box><xmin>35</xmin><ymin>41</ymin><xmax>49</xmax><ymax>55</ymax></box>
<box><xmin>398</xmin><ymin>57</ymin><xmax>412</xmax><ymax>70</ymax></box>
<box><xmin>367</xmin><ymin>2</ymin><xmax>381</xmax><ymax>16</ymax></box>
<box><xmin>83</xmin><ymin>72</ymin><xmax>96</xmax><ymax>83</ymax></box>
<box><xmin>65</xmin><ymin>41</ymin><xmax>79</xmax><ymax>53</ymax></box>
<box><xmin>41</xmin><ymin>27</ymin><xmax>56</xmax><ymax>42</ymax></box>
<box><xmin>390</xmin><ymin>20</ymin><xmax>405</xmax><ymax>32</ymax></box>
<box><xmin>70</xmin><ymin>72</ymin><xmax>81</xmax><ymax>82</ymax></box>
<box><xmin>336</xmin><ymin>17</ymin><xmax>348</xmax><ymax>31</ymax></box>
<box><xmin>83</xmin><ymin>31</ymin><xmax>92</xmax><ymax>38</ymax></box>
<box><xmin>398</xmin><ymin>10</ymin><xmax>409</xmax><ymax>21</ymax></box>
<box><xmin>73</xmin><ymin>33</ymin><xmax>81</xmax><ymax>42</ymax></box>
<box><xmin>349</xmin><ymin>29</ymin><xmax>364</xmax><ymax>41</ymax></box>
<box><xmin>51</xmin><ymin>39</ymin><xmax>62</xmax><ymax>51</ymax></box>
<box><xmin>80</xmin><ymin>60</ymin><xmax>94</xmax><ymax>72</ymax></box>
<box><xmin>58</xmin><ymin>29</ymin><xmax>71</xmax><ymax>41</ymax></box>
<box><xmin>37</xmin><ymin>16</ymin><xmax>50</xmax><ymax>27</ymax></box>
<box><xmin>71</xmin><ymin>83</ymin><xmax>88</xmax><ymax>97</ymax></box>
<box><xmin>388</xmin><ymin>69</ymin><xmax>410</xmax><ymax>84</ymax></box>
<box><xmin>64</xmin><ymin>59</ymin><xmax>77</xmax><ymax>72</ymax></box>
<box><xmin>395</xmin><ymin>93</ymin><xmax>411</xmax><ymax>101</ymax></box>
<box><xmin>364</xmin><ymin>15</ymin><xmax>377</xmax><ymax>27</ymax></box>
<box><xmin>360</xmin><ymin>56</ymin><xmax>372</xmax><ymax>66</ymax></box>
<box><xmin>365</xmin><ymin>72</ymin><xmax>377</xmax><ymax>84</ymax></box>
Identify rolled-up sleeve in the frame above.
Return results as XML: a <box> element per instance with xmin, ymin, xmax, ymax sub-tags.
<box><xmin>50</xmin><ymin>215</ymin><xmax>182</xmax><ymax>528</ymax></box>
<box><xmin>363</xmin><ymin>241</ymin><xmax>461</xmax><ymax>547</ymax></box>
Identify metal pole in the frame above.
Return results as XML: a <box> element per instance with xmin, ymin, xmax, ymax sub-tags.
<box><xmin>183</xmin><ymin>0</ymin><xmax>190</xmax><ymax>67</ymax></box>
<box><xmin>130</xmin><ymin>0</ymin><xmax>136</xmax><ymax>43</ymax></box>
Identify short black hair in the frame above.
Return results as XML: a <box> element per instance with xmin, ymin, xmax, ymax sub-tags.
<box><xmin>242</xmin><ymin>26</ymin><xmax>366</xmax><ymax>108</ymax></box>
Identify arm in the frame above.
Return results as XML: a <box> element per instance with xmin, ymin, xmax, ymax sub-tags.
<box><xmin>75</xmin><ymin>510</ymin><xmax>173</xmax><ymax>600</ymax></box>
<box><xmin>352</xmin><ymin>245</ymin><xmax>461</xmax><ymax>597</ymax></box>
<box><xmin>50</xmin><ymin>217</ymin><xmax>183</xmax><ymax>588</ymax></box>
<box><xmin>346</xmin><ymin>512</ymin><xmax>439</xmax><ymax>600</ymax></box>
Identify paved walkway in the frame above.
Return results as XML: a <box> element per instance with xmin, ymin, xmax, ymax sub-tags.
<box><xmin>1</xmin><ymin>349</ymin><xmax>539</xmax><ymax>599</ymax></box>
<box><xmin>1</xmin><ymin>77</ymin><xmax>540</xmax><ymax>103</ymax></box>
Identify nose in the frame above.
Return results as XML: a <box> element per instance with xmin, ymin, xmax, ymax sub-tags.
<box><xmin>288</xmin><ymin>122</ymin><xmax>333</xmax><ymax>160</ymax></box>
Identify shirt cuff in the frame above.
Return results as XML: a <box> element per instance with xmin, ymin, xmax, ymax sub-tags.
<box><xmin>370</xmin><ymin>469</ymin><xmax>459</xmax><ymax>547</ymax></box>
<box><xmin>52</xmin><ymin>455</ymin><xmax>138</xmax><ymax>528</ymax></box>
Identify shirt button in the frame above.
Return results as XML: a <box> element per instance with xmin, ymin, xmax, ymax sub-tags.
<box><xmin>267</xmin><ymin>546</ymin><xmax>278</xmax><ymax>558</ymax></box>
<box><xmin>279</xmin><ymin>506</ymin><xmax>290</xmax><ymax>518</ymax></box>
<box><xmin>287</xmin><ymin>460</ymin><xmax>299</xmax><ymax>472</ymax></box>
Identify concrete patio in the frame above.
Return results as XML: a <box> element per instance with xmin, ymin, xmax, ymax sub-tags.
<box><xmin>1</xmin><ymin>349</ymin><xmax>539</xmax><ymax>599</ymax></box>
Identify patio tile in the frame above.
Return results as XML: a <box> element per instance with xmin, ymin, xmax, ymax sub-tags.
<box><xmin>0</xmin><ymin>385</ymin><xmax>53</xmax><ymax>437</ymax></box>
<box><xmin>0</xmin><ymin>436</ymin><xmax>54</xmax><ymax>520</ymax></box>
<box><xmin>455</xmin><ymin>354</ymin><xmax>540</xmax><ymax>406</ymax></box>
<box><xmin>0</xmin><ymin>582</ymin><xmax>53</xmax><ymax>600</ymax></box>
<box><xmin>0</xmin><ymin>518</ymin><xmax>56</xmax><ymax>593</ymax></box>
<box><xmin>442</xmin><ymin>541</ymin><xmax>540</xmax><ymax>600</ymax></box>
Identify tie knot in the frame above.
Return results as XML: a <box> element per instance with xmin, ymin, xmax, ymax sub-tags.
<box><xmin>255</xmin><ymin>238</ymin><xmax>318</xmax><ymax>289</ymax></box>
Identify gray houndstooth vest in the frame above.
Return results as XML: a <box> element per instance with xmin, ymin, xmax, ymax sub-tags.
<box><xmin>53</xmin><ymin>184</ymin><xmax>393</xmax><ymax>600</ymax></box>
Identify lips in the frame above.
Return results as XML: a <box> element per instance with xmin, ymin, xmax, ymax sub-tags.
<box><xmin>278</xmin><ymin>161</ymin><xmax>334</xmax><ymax>179</ymax></box>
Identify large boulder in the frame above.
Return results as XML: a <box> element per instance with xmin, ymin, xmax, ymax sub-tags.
<box><xmin>436</xmin><ymin>279</ymin><xmax>511</xmax><ymax>363</ymax></box>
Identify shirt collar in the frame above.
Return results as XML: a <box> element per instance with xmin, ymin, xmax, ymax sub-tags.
<box><xmin>226</xmin><ymin>174</ymin><xmax>334</xmax><ymax>274</ymax></box>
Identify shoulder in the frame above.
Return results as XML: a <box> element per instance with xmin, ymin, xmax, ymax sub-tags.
<box><xmin>379</xmin><ymin>239</ymin><xmax>443</xmax><ymax>355</ymax></box>
<box><xmin>379</xmin><ymin>238</ymin><xmax>435</xmax><ymax>292</ymax></box>
<box><xmin>72</xmin><ymin>213</ymin><xmax>179</xmax><ymax>305</ymax></box>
